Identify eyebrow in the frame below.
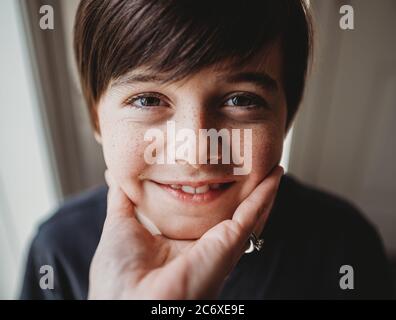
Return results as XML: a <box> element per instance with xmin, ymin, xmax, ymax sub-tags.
<box><xmin>111</xmin><ymin>74</ymin><xmax>163</xmax><ymax>88</ymax></box>
<box><xmin>112</xmin><ymin>71</ymin><xmax>278</xmax><ymax>93</ymax></box>
<box><xmin>220</xmin><ymin>72</ymin><xmax>278</xmax><ymax>93</ymax></box>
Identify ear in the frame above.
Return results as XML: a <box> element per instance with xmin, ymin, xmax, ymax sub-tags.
<box><xmin>94</xmin><ymin>131</ymin><xmax>102</xmax><ymax>144</ymax></box>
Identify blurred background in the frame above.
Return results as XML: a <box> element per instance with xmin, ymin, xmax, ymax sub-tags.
<box><xmin>0</xmin><ymin>0</ymin><xmax>395</xmax><ymax>299</ymax></box>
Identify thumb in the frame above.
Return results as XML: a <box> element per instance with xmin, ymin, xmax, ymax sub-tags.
<box><xmin>233</xmin><ymin>165</ymin><xmax>284</xmax><ymax>236</ymax></box>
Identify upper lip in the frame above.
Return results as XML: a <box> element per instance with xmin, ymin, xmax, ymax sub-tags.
<box><xmin>152</xmin><ymin>178</ymin><xmax>235</xmax><ymax>187</ymax></box>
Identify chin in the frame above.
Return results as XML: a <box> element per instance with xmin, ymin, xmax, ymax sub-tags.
<box><xmin>155</xmin><ymin>214</ymin><xmax>229</xmax><ymax>240</ymax></box>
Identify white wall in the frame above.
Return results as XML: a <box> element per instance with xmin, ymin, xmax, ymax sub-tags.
<box><xmin>0</xmin><ymin>0</ymin><xmax>58</xmax><ymax>299</ymax></box>
<box><xmin>289</xmin><ymin>0</ymin><xmax>396</xmax><ymax>255</ymax></box>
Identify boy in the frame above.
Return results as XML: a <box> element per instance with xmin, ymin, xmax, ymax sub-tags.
<box><xmin>20</xmin><ymin>0</ymin><xmax>393</xmax><ymax>299</ymax></box>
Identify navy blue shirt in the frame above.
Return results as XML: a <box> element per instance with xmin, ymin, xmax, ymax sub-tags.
<box><xmin>20</xmin><ymin>174</ymin><xmax>394</xmax><ymax>299</ymax></box>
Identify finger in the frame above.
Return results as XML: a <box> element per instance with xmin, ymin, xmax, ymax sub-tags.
<box><xmin>166</xmin><ymin>220</ymin><xmax>243</xmax><ymax>299</ymax></box>
<box><xmin>250</xmin><ymin>168</ymin><xmax>282</xmax><ymax>237</ymax></box>
<box><xmin>252</xmin><ymin>198</ymin><xmax>272</xmax><ymax>236</ymax></box>
<box><xmin>232</xmin><ymin>165</ymin><xmax>283</xmax><ymax>237</ymax></box>
<box><xmin>105</xmin><ymin>169</ymin><xmax>135</xmax><ymax>220</ymax></box>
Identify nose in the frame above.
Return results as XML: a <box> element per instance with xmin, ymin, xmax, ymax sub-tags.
<box><xmin>172</xmin><ymin>104</ymin><xmax>223</xmax><ymax>168</ymax></box>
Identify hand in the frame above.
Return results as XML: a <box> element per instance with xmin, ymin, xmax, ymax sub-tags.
<box><xmin>88</xmin><ymin>166</ymin><xmax>284</xmax><ymax>299</ymax></box>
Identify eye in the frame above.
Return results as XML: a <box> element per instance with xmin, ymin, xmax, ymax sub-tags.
<box><xmin>124</xmin><ymin>93</ymin><xmax>168</xmax><ymax>109</ymax></box>
<box><xmin>224</xmin><ymin>93</ymin><xmax>267</xmax><ymax>108</ymax></box>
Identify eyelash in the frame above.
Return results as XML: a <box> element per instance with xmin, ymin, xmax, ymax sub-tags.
<box><xmin>123</xmin><ymin>92</ymin><xmax>268</xmax><ymax>109</ymax></box>
<box><xmin>124</xmin><ymin>92</ymin><xmax>168</xmax><ymax>109</ymax></box>
<box><xmin>224</xmin><ymin>93</ymin><xmax>268</xmax><ymax>109</ymax></box>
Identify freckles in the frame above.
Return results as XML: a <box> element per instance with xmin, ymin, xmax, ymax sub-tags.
<box><xmin>102</xmin><ymin>121</ymin><xmax>147</xmax><ymax>176</ymax></box>
<box><xmin>251</xmin><ymin>126</ymin><xmax>283</xmax><ymax>174</ymax></box>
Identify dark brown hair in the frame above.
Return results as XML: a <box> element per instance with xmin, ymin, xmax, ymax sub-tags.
<box><xmin>74</xmin><ymin>0</ymin><xmax>313</xmax><ymax>131</ymax></box>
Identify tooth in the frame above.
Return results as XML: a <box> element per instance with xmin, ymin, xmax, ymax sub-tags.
<box><xmin>170</xmin><ymin>184</ymin><xmax>181</xmax><ymax>189</ymax></box>
<box><xmin>195</xmin><ymin>185</ymin><xmax>209</xmax><ymax>194</ymax></box>
<box><xmin>181</xmin><ymin>185</ymin><xmax>196</xmax><ymax>194</ymax></box>
<box><xmin>210</xmin><ymin>183</ymin><xmax>221</xmax><ymax>190</ymax></box>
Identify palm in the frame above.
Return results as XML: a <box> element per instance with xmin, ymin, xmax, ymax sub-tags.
<box><xmin>109</xmin><ymin>214</ymin><xmax>236</xmax><ymax>299</ymax></box>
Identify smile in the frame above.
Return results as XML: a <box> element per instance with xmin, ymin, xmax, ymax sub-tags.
<box><xmin>168</xmin><ymin>183</ymin><xmax>222</xmax><ymax>194</ymax></box>
<box><xmin>152</xmin><ymin>180</ymin><xmax>235</xmax><ymax>203</ymax></box>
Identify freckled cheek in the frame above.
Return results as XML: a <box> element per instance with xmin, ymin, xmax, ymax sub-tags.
<box><xmin>252</xmin><ymin>130</ymin><xmax>282</xmax><ymax>175</ymax></box>
<box><xmin>100</xmin><ymin>122</ymin><xmax>148</xmax><ymax>189</ymax></box>
<box><xmin>238</xmin><ymin>126</ymin><xmax>283</xmax><ymax>197</ymax></box>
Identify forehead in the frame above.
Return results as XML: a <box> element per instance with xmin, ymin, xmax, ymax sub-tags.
<box><xmin>110</xmin><ymin>41</ymin><xmax>284</xmax><ymax>92</ymax></box>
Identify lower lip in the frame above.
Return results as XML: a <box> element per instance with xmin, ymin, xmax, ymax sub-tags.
<box><xmin>155</xmin><ymin>182</ymin><xmax>233</xmax><ymax>204</ymax></box>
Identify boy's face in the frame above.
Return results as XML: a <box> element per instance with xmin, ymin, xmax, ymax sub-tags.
<box><xmin>97</xmin><ymin>42</ymin><xmax>287</xmax><ymax>239</ymax></box>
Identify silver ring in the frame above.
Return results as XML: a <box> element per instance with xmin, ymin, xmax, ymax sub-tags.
<box><xmin>244</xmin><ymin>233</ymin><xmax>264</xmax><ymax>254</ymax></box>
